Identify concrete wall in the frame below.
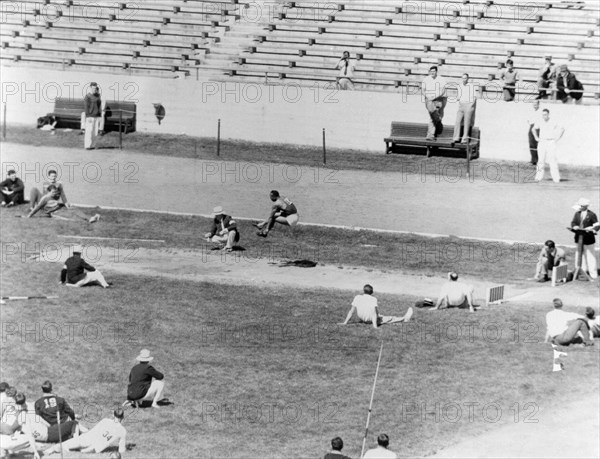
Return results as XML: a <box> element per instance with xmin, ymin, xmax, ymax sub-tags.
<box><xmin>2</xmin><ymin>65</ymin><xmax>599</xmax><ymax>166</ymax></box>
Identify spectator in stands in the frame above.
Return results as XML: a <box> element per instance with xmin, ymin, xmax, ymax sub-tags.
<box><xmin>570</xmin><ymin>198</ymin><xmax>598</xmax><ymax>280</ymax></box>
<box><xmin>60</xmin><ymin>245</ymin><xmax>110</xmax><ymax>288</ymax></box>
<box><xmin>534</xmin><ymin>109</ymin><xmax>564</xmax><ymax>183</ymax></box>
<box><xmin>452</xmin><ymin>73</ymin><xmax>478</xmax><ymax>144</ymax></box>
<box><xmin>526</xmin><ymin>100</ymin><xmax>542</xmax><ymax>165</ymax></box>
<box><xmin>363</xmin><ymin>433</ymin><xmax>398</xmax><ymax>459</ymax></box>
<box><xmin>430</xmin><ymin>272</ymin><xmax>475</xmax><ymax>313</ymax></box>
<box><xmin>535</xmin><ymin>240</ymin><xmax>566</xmax><ymax>282</ymax></box>
<box><xmin>421</xmin><ymin>66</ymin><xmax>448</xmax><ymax>141</ymax></box>
<box><xmin>545</xmin><ymin>298</ymin><xmax>593</xmax><ymax>346</ymax></box>
<box><xmin>585</xmin><ymin>307</ymin><xmax>600</xmax><ymax>339</ymax></box>
<box><xmin>499</xmin><ymin>59</ymin><xmax>519</xmax><ymax>101</ymax></box>
<box><xmin>335</xmin><ymin>51</ymin><xmax>356</xmax><ymax>90</ymax></box>
<box><xmin>0</xmin><ymin>169</ymin><xmax>25</xmax><ymax>207</ymax></box>
<box><xmin>556</xmin><ymin>64</ymin><xmax>584</xmax><ymax>104</ymax></box>
<box><xmin>204</xmin><ymin>206</ymin><xmax>240</xmax><ymax>253</ymax></box>
<box><xmin>324</xmin><ymin>436</ymin><xmax>351</xmax><ymax>459</ymax></box>
<box><xmin>83</xmin><ymin>82</ymin><xmax>104</xmax><ymax>149</ymax></box>
<box><xmin>537</xmin><ymin>56</ymin><xmax>556</xmax><ymax>99</ymax></box>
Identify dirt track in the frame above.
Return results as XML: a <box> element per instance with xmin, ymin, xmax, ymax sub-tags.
<box><xmin>2</xmin><ymin>143</ymin><xmax>599</xmax><ymax>247</ymax></box>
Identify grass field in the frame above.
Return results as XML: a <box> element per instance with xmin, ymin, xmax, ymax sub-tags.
<box><xmin>2</xmin><ymin>204</ymin><xmax>598</xmax><ymax>458</ymax></box>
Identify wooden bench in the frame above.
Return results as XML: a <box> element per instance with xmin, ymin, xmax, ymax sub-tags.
<box><xmin>48</xmin><ymin>98</ymin><xmax>136</xmax><ymax>133</ymax></box>
<box><xmin>384</xmin><ymin>121</ymin><xmax>480</xmax><ymax>158</ymax></box>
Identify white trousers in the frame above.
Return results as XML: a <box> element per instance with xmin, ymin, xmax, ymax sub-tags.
<box><xmin>140</xmin><ymin>379</ymin><xmax>165</xmax><ymax>403</ymax></box>
<box><xmin>577</xmin><ymin>244</ymin><xmax>598</xmax><ymax>279</ymax></box>
<box><xmin>68</xmin><ymin>270</ymin><xmax>109</xmax><ymax>288</ymax></box>
<box><xmin>84</xmin><ymin>117</ymin><xmax>102</xmax><ymax>149</ymax></box>
<box><xmin>535</xmin><ymin>140</ymin><xmax>560</xmax><ymax>183</ymax></box>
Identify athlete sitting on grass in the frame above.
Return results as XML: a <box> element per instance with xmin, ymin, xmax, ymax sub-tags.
<box><xmin>254</xmin><ymin>190</ymin><xmax>299</xmax><ymax>238</ymax></box>
<box><xmin>430</xmin><ymin>272</ymin><xmax>475</xmax><ymax>313</ymax></box>
<box><xmin>339</xmin><ymin>284</ymin><xmax>413</xmax><ymax>329</ymax></box>
<box><xmin>26</xmin><ymin>170</ymin><xmax>99</xmax><ymax>223</ymax></box>
<box><xmin>45</xmin><ymin>408</ymin><xmax>127</xmax><ymax>456</ymax></box>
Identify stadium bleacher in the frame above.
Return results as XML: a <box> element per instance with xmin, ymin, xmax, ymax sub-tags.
<box><xmin>1</xmin><ymin>0</ymin><xmax>599</xmax><ymax>100</ymax></box>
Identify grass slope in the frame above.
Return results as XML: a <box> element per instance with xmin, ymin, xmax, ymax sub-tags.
<box><xmin>2</xmin><ymin>207</ymin><xmax>598</xmax><ymax>459</ymax></box>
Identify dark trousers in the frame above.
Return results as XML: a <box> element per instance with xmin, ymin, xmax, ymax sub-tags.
<box><xmin>1</xmin><ymin>191</ymin><xmax>24</xmax><ymax>205</ymax></box>
<box><xmin>528</xmin><ymin>125</ymin><xmax>538</xmax><ymax>165</ymax></box>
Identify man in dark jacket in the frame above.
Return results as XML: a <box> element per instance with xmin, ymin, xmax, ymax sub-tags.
<box><xmin>125</xmin><ymin>349</ymin><xmax>166</xmax><ymax>409</ymax></box>
<box><xmin>60</xmin><ymin>245</ymin><xmax>110</xmax><ymax>288</ymax></box>
<box><xmin>571</xmin><ymin>198</ymin><xmax>599</xmax><ymax>280</ymax></box>
<box><xmin>83</xmin><ymin>82</ymin><xmax>104</xmax><ymax>149</ymax></box>
<box><xmin>205</xmin><ymin>206</ymin><xmax>240</xmax><ymax>252</ymax></box>
<box><xmin>0</xmin><ymin>170</ymin><xmax>25</xmax><ymax>207</ymax></box>
<box><xmin>556</xmin><ymin>65</ymin><xmax>584</xmax><ymax>104</ymax></box>
<box><xmin>34</xmin><ymin>380</ymin><xmax>76</xmax><ymax>426</ymax></box>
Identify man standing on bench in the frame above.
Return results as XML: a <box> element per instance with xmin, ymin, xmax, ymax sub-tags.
<box><xmin>422</xmin><ymin>66</ymin><xmax>448</xmax><ymax>141</ymax></box>
<box><xmin>83</xmin><ymin>82</ymin><xmax>104</xmax><ymax>150</ymax></box>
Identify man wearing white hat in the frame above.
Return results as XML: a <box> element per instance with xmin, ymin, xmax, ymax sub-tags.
<box><xmin>204</xmin><ymin>206</ymin><xmax>240</xmax><ymax>252</ymax></box>
<box><xmin>60</xmin><ymin>245</ymin><xmax>110</xmax><ymax>288</ymax></box>
<box><xmin>125</xmin><ymin>349</ymin><xmax>165</xmax><ymax>409</ymax></box>
<box><xmin>571</xmin><ymin>198</ymin><xmax>599</xmax><ymax>279</ymax></box>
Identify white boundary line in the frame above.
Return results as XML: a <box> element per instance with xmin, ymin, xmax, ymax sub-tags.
<box><xmin>57</xmin><ymin>235</ymin><xmax>166</xmax><ymax>243</ymax></box>
<box><xmin>73</xmin><ymin>203</ymin><xmax>592</xmax><ymax>250</ymax></box>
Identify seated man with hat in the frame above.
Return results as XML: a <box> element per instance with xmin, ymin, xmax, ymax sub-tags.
<box><xmin>125</xmin><ymin>349</ymin><xmax>166</xmax><ymax>409</ymax></box>
<box><xmin>60</xmin><ymin>245</ymin><xmax>110</xmax><ymax>288</ymax></box>
<box><xmin>204</xmin><ymin>206</ymin><xmax>240</xmax><ymax>252</ymax></box>
<box><xmin>555</xmin><ymin>64</ymin><xmax>584</xmax><ymax>104</ymax></box>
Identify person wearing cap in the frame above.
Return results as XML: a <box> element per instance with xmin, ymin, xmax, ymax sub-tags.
<box><xmin>0</xmin><ymin>170</ymin><xmax>25</xmax><ymax>207</ymax></box>
<box><xmin>363</xmin><ymin>433</ymin><xmax>398</xmax><ymax>459</ymax></box>
<box><xmin>34</xmin><ymin>380</ymin><xmax>76</xmax><ymax>427</ymax></box>
<box><xmin>60</xmin><ymin>245</ymin><xmax>110</xmax><ymax>288</ymax></box>
<box><xmin>533</xmin><ymin>109</ymin><xmax>564</xmax><ymax>183</ymax></box>
<box><xmin>340</xmin><ymin>284</ymin><xmax>413</xmax><ymax>329</ymax></box>
<box><xmin>324</xmin><ymin>436</ymin><xmax>351</xmax><ymax>459</ymax></box>
<box><xmin>430</xmin><ymin>272</ymin><xmax>475</xmax><ymax>313</ymax></box>
<box><xmin>421</xmin><ymin>65</ymin><xmax>448</xmax><ymax>141</ymax></box>
<box><xmin>499</xmin><ymin>59</ymin><xmax>519</xmax><ymax>102</ymax></box>
<box><xmin>44</xmin><ymin>408</ymin><xmax>127</xmax><ymax>456</ymax></box>
<box><xmin>204</xmin><ymin>206</ymin><xmax>240</xmax><ymax>252</ymax></box>
<box><xmin>544</xmin><ymin>298</ymin><xmax>593</xmax><ymax>346</ymax></box>
<box><xmin>571</xmin><ymin>198</ymin><xmax>598</xmax><ymax>279</ymax></box>
<box><xmin>255</xmin><ymin>190</ymin><xmax>299</xmax><ymax>238</ymax></box>
<box><xmin>0</xmin><ymin>393</ymin><xmax>42</xmax><ymax>459</ymax></box>
<box><xmin>536</xmin><ymin>56</ymin><xmax>556</xmax><ymax>99</ymax></box>
<box><xmin>534</xmin><ymin>240</ymin><xmax>566</xmax><ymax>282</ymax></box>
<box><xmin>125</xmin><ymin>349</ymin><xmax>166</xmax><ymax>409</ymax></box>
<box><xmin>555</xmin><ymin>64</ymin><xmax>583</xmax><ymax>104</ymax></box>
<box><xmin>83</xmin><ymin>82</ymin><xmax>104</xmax><ymax>149</ymax></box>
